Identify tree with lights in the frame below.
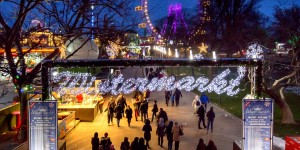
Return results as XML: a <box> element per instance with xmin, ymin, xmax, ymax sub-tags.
<box><xmin>0</xmin><ymin>0</ymin><xmax>60</xmax><ymax>141</ymax></box>
<box><xmin>0</xmin><ymin>0</ymin><xmax>139</xmax><ymax>142</ymax></box>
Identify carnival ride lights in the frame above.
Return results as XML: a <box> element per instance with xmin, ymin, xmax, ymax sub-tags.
<box><xmin>160</xmin><ymin>3</ymin><xmax>189</xmax><ymax>39</ymax></box>
<box><xmin>138</xmin><ymin>0</ymin><xmax>210</xmax><ymax>39</ymax></box>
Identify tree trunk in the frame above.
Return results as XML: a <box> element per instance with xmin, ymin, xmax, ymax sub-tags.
<box><xmin>265</xmin><ymin>87</ymin><xmax>296</xmax><ymax>124</ymax></box>
<box><xmin>279</xmin><ymin>87</ymin><xmax>296</xmax><ymax>124</ymax></box>
<box><xmin>19</xmin><ymin>90</ymin><xmax>28</xmax><ymax>142</ymax></box>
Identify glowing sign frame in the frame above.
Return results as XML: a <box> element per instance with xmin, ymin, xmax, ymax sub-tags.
<box><xmin>41</xmin><ymin>58</ymin><xmax>262</xmax><ymax>100</ymax></box>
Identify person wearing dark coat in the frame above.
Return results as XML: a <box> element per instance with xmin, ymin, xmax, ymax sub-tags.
<box><xmin>165</xmin><ymin>90</ymin><xmax>172</xmax><ymax>106</ymax></box>
<box><xmin>157</xmin><ymin>108</ymin><xmax>168</xmax><ymax>123</ymax></box>
<box><xmin>100</xmin><ymin>133</ymin><xmax>112</xmax><ymax>150</ymax></box>
<box><xmin>91</xmin><ymin>132</ymin><xmax>100</xmax><ymax>150</ymax></box>
<box><xmin>151</xmin><ymin>100</ymin><xmax>158</xmax><ymax>122</ymax></box>
<box><xmin>130</xmin><ymin>137</ymin><xmax>139</xmax><ymax>150</ymax></box>
<box><xmin>165</xmin><ymin>121</ymin><xmax>174</xmax><ymax>150</ymax></box>
<box><xmin>145</xmin><ymin>100</ymin><xmax>149</xmax><ymax>119</ymax></box>
<box><xmin>156</xmin><ymin>118</ymin><xmax>166</xmax><ymax>147</ymax></box>
<box><xmin>148</xmin><ymin>68</ymin><xmax>155</xmax><ymax>82</ymax></box>
<box><xmin>114</xmin><ymin>103</ymin><xmax>123</xmax><ymax>127</ymax></box>
<box><xmin>107</xmin><ymin>104</ymin><xmax>114</xmax><ymax>125</ymax></box>
<box><xmin>196</xmin><ymin>104</ymin><xmax>206</xmax><ymax>129</ymax></box>
<box><xmin>117</xmin><ymin>94</ymin><xmax>127</xmax><ymax>117</ymax></box>
<box><xmin>140</xmin><ymin>100</ymin><xmax>148</xmax><ymax>122</ymax></box>
<box><xmin>206</xmin><ymin>140</ymin><xmax>217</xmax><ymax>150</ymax></box>
<box><xmin>196</xmin><ymin>138</ymin><xmax>206</xmax><ymax>150</ymax></box>
<box><xmin>138</xmin><ymin>137</ymin><xmax>147</xmax><ymax>150</ymax></box>
<box><xmin>173</xmin><ymin>88</ymin><xmax>182</xmax><ymax>106</ymax></box>
<box><xmin>206</xmin><ymin>107</ymin><xmax>215</xmax><ymax>133</ymax></box>
<box><xmin>106</xmin><ymin>96</ymin><xmax>116</xmax><ymax>125</ymax></box>
<box><xmin>142</xmin><ymin>119</ymin><xmax>152</xmax><ymax>148</ymax></box>
<box><xmin>125</xmin><ymin>105</ymin><xmax>133</xmax><ymax>127</ymax></box>
<box><xmin>120</xmin><ymin>137</ymin><xmax>130</xmax><ymax>150</ymax></box>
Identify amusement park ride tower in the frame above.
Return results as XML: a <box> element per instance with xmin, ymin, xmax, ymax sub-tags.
<box><xmin>160</xmin><ymin>3</ymin><xmax>189</xmax><ymax>44</ymax></box>
<box><xmin>137</xmin><ymin>0</ymin><xmax>210</xmax><ymax>42</ymax></box>
<box><xmin>136</xmin><ymin>0</ymin><xmax>211</xmax><ymax>57</ymax></box>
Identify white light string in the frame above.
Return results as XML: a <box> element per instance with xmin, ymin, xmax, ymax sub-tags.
<box><xmin>52</xmin><ymin>67</ymin><xmax>246</xmax><ymax>96</ymax></box>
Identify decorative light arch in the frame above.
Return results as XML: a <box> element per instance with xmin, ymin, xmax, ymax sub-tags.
<box><xmin>41</xmin><ymin>58</ymin><xmax>262</xmax><ymax>100</ymax></box>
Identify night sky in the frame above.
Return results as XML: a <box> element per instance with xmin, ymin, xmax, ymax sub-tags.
<box><xmin>145</xmin><ymin>0</ymin><xmax>300</xmax><ymax>21</ymax></box>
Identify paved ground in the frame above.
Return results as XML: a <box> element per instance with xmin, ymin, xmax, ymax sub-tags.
<box><xmin>64</xmin><ymin>90</ymin><xmax>243</xmax><ymax>150</ymax></box>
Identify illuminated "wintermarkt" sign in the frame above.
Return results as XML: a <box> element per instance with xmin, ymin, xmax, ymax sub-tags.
<box><xmin>53</xmin><ymin>66</ymin><xmax>246</xmax><ymax>96</ymax></box>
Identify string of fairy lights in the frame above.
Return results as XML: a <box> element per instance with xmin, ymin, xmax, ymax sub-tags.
<box><xmin>52</xmin><ymin>66</ymin><xmax>246</xmax><ymax>96</ymax></box>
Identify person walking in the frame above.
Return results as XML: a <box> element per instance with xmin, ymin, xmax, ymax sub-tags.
<box><xmin>117</xmin><ymin>94</ymin><xmax>127</xmax><ymax>117</ymax></box>
<box><xmin>142</xmin><ymin>119</ymin><xmax>152</xmax><ymax>148</ymax></box>
<box><xmin>172</xmin><ymin>122</ymin><xmax>183</xmax><ymax>150</ymax></box>
<box><xmin>196</xmin><ymin>104</ymin><xmax>206</xmax><ymax>129</ymax></box>
<box><xmin>114</xmin><ymin>103</ymin><xmax>123</xmax><ymax>127</ymax></box>
<box><xmin>165</xmin><ymin>90</ymin><xmax>172</xmax><ymax>106</ymax></box>
<box><xmin>206</xmin><ymin>107</ymin><xmax>215</xmax><ymax>133</ymax></box>
<box><xmin>120</xmin><ymin>137</ymin><xmax>130</xmax><ymax>150</ymax></box>
<box><xmin>107</xmin><ymin>96</ymin><xmax>116</xmax><ymax>125</ymax></box>
<box><xmin>140</xmin><ymin>100</ymin><xmax>148</xmax><ymax>122</ymax></box>
<box><xmin>97</xmin><ymin>93</ymin><xmax>104</xmax><ymax>113</ymax></box>
<box><xmin>107</xmin><ymin>96</ymin><xmax>116</xmax><ymax>109</ymax></box>
<box><xmin>107</xmin><ymin>104</ymin><xmax>114</xmax><ymax>125</ymax></box>
<box><xmin>148</xmin><ymin>68</ymin><xmax>155</xmax><ymax>82</ymax></box>
<box><xmin>196</xmin><ymin>138</ymin><xmax>206</xmax><ymax>150</ymax></box>
<box><xmin>100</xmin><ymin>133</ymin><xmax>112</xmax><ymax>150</ymax></box>
<box><xmin>165</xmin><ymin>121</ymin><xmax>173</xmax><ymax>150</ymax></box>
<box><xmin>91</xmin><ymin>132</ymin><xmax>100</xmax><ymax>150</ymax></box>
<box><xmin>151</xmin><ymin>100</ymin><xmax>158</xmax><ymax>122</ymax></box>
<box><xmin>206</xmin><ymin>139</ymin><xmax>217</xmax><ymax>150</ymax></box>
<box><xmin>200</xmin><ymin>92</ymin><xmax>209</xmax><ymax>111</ymax></box>
<box><xmin>125</xmin><ymin>105</ymin><xmax>133</xmax><ymax>127</ymax></box>
<box><xmin>156</xmin><ymin>118</ymin><xmax>166</xmax><ymax>147</ymax></box>
<box><xmin>130</xmin><ymin>137</ymin><xmax>139</xmax><ymax>150</ymax></box>
<box><xmin>132</xmin><ymin>97</ymin><xmax>140</xmax><ymax>121</ymax></box>
<box><xmin>144</xmin><ymin>99</ymin><xmax>149</xmax><ymax>119</ymax></box>
<box><xmin>157</xmin><ymin>108</ymin><xmax>168</xmax><ymax>123</ymax></box>
<box><xmin>192</xmin><ymin>95</ymin><xmax>200</xmax><ymax>112</ymax></box>
<box><xmin>173</xmin><ymin>88</ymin><xmax>182</xmax><ymax>107</ymax></box>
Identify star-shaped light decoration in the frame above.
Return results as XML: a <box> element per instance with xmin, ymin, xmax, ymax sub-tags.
<box><xmin>246</xmin><ymin>43</ymin><xmax>263</xmax><ymax>59</ymax></box>
<box><xmin>198</xmin><ymin>42</ymin><xmax>208</xmax><ymax>54</ymax></box>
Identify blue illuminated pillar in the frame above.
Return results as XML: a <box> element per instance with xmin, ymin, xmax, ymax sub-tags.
<box><xmin>91</xmin><ymin>1</ymin><xmax>95</xmax><ymax>40</ymax></box>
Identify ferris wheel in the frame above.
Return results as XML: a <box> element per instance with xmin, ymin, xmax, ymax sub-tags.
<box><xmin>135</xmin><ymin>0</ymin><xmax>211</xmax><ymax>40</ymax></box>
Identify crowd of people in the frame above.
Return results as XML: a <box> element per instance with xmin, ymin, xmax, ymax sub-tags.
<box><xmin>91</xmin><ymin>119</ymin><xmax>186</xmax><ymax>150</ymax></box>
<box><xmin>92</xmin><ymin>69</ymin><xmax>218</xmax><ymax>150</ymax></box>
<box><xmin>94</xmin><ymin>88</ymin><xmax>188</xmax><ymax>150</ymax></box>
<box><xmin>92</xmin><ymin>121</ymin><xmax>217</xmax><ymax>150</ymax></box>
